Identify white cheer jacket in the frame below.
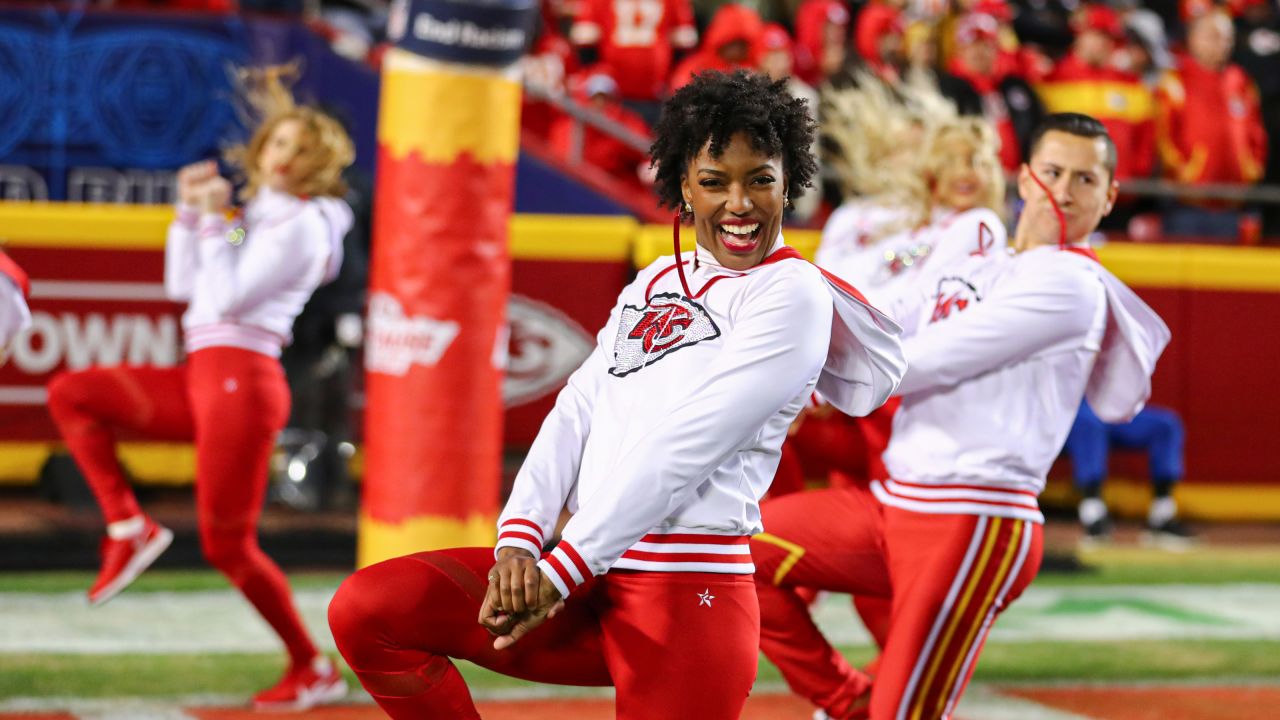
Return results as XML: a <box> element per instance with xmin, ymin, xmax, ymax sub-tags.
<box><xmin>817</xmin><ymin>204</ymin><xmax>1007</xmax><ymax>310</ymax></box>
<box><xmin>497</xmin><ymin>237</ymin><xmax>906</xmax><ymax>598</ymax></box>
<box><xmin>164</xmin><ymin>187</ymin><xmax>353</xmax><ymax>358</ymax></box>
<box><xmin>878</xmin><ymin>245</ymin><xmax>1170</xmax><ymax>523</ymax></box>
<box><xmin>0</xmin><ymin>252</ymin><xmax>31</xmax><ymax>351</ymax></box>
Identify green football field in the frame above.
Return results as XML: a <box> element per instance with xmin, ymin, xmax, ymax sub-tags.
<box><xmin>2</xmin><ymin>544</ymin><xmax>1278</xmax><ymax>707</ymax></box>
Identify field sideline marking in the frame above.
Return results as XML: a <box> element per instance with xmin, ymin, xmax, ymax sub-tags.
<box><xmin>5</xmin><ymin>584</ymin><xmax>1280</xmax><ymax>654</ymax></box>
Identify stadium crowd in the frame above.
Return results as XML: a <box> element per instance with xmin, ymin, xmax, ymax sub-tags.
<box><xmin>103</xmin><ymin>0</ymin><xmax>1278</xmax><ymax>239</ymax></box>
<box><xmin>520</xmin><ymin>0</ymin><xmax>1276</xmax><ymax>239</ymax></box>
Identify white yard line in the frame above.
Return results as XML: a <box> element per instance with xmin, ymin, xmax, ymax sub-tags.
<box><xmin>3</xmin><ymin>584</ymin><xmax>1279</xmax><ymax>654</ymax></box>
<box><xmin>812</xmin><ymin>583</ymin><xmax>1280</xmax><ymax>646</ymax></box>
<box><xmin>954</xmin><ymin>685</ymin><xmax>1098</xmax><ymax>720</ymax></box>
<box><xmin>0</xmin><ymin>697</ymin><xmax>204</xmax><ymax>719</ymax></box>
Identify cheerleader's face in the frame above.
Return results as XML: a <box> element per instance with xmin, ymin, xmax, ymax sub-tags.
<box><xmin>931</xmin><ymin>133</ymin><xmax>990</xmax><ymax>213</ymax></box>
<box><xmin>1016</xmin><ymin>130</ymin><xmax>1118</xmax><ymax>250</ymax></box>
<box><xmin>257</xmin><ymin>119</ymin><xmax>310</xmax><ymax>195</ymax></box>
<box><xmin>681</xmin><ymin>132</ymin><xmax>786</xmax><ymax>272</ymax></box>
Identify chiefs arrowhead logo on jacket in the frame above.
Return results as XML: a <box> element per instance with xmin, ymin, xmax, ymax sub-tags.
<box><xmin>609</xmin><ymin>293</ymin><xmax>720</xmax><ymax>377</ymax></box>
<box><xmin>929</xmin><ymin>277</ymin><xmax>983</xmax><ymax>324</ymax></box>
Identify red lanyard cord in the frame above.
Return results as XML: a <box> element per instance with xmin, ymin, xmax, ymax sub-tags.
<box><xmin>672</xmin><ymin>212</ymin><xmax>695</xmax><ymax>298</ymax></box>
<box><xmin>1025</xmin><ymin>170</ymin><xmax>1068</xmax><ymax>250</ymax></box>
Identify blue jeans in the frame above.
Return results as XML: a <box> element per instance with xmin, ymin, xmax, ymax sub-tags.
<box><xmin>1063</xmin><ymin>402</ymin><xmax>1185</xmax><ymax>492</ymax></box>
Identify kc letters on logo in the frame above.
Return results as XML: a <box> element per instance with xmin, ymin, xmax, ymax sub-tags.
<box><xmin>609</xmin><ymin>293</ymin><xmax>720</xmax><ymax>377</ymax></box>
<box><xmin>929</xmin><ymin>277</ymin><xmax>982</xmax><ymax>324</ymax></box>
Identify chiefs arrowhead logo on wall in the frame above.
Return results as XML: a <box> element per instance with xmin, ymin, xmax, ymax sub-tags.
<box><xmin>609</xmin><ymin>293</ymin><xmax>720</xmax><ymax>377</ymax></box>
<box><xmin>504</xmin><ymin>295</ymin><xmax>595</xmax><ymax>407</ymax></box>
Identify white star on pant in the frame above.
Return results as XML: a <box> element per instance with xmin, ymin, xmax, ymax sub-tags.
<box><xmin>697</xmin><ymin>589</ymin><xmax>714</xmax><ymax>607</ymax></box>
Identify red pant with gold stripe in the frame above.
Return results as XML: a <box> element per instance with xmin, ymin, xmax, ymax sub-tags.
<box><xmin>751</xmin><ymin>485</ymin><xmax>1042</xmax><ymax>720</ymax></box>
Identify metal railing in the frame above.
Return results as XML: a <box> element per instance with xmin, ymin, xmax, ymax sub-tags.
<box><xmin>1117</xmin><ymin>178</ymin><xmax>1280</xmax><ymax>204</ymax></box>
<box><xmin>523</xmin><ymin>82</ymin><xmax>1280</xmax><ymax>223</ymax></box>
<box><xmin>522</xmin><ymin>83</ymin><xmax>652</xmax><ymax>164</ymax></box>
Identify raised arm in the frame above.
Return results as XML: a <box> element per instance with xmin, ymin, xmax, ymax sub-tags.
<box><xmin>896</xmin><ymin>256</ymin><xmax>1104</xmax><ymax>397</ymax></box>
<box><xmin>165</xmin><ymin>161</ymin><xmax>220</xmax><ymax>301</ymax></box>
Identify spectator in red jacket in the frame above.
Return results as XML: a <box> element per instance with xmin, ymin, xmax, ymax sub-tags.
<box><xmin>549</xmin><ymin>67</ymin><xmax>653</xmax><ymax>194</ymax></box>
<box><xmin>853</xmin><ymin>0</ymin><xmax>908</xmax><ymax>82</ymax></box>
<box><xmin>1231</xmin><ymin>0</ymin><xmax>1280</xmax><ymax>237</ymax></box>
<box><xmin>759</xmin><ymin>23</ymin><xmax>821</xmax><ymax>222</ymax></box>
<box><xmin>570</xmin><ymin>0</ymin><xmax>697</xmax><ymax>104</ymax></box>
<box><xmin>669</xmin><ymin>4</ymin><xmax>764</xmax><ymax>90</ymax></box>
<box><xmin>1036</xmin><ymin>4</ymin><xmax>1157</xmax><ymax>182</ymax></box>
<box><xmin>793</xmin><ymin>0</ymin><xmax>850</xmax><ymax>87</ymax></box>
<box><xmin>1156</xmin><ymin>8</ymin><xmax>1268</xmax><ymax>238</ymax></box>
<box><xmin>522</xmin><ymin>0</ymin><xmax>580</xmax><ymax>142</ymax></box>
<box><xmin>950</xmin><ymin>13</ymin><xmax>1046</xmax><ymax>172</ymax></box>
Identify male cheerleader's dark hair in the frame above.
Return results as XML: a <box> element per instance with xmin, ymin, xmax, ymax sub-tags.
<box><xmin>649</xmin><ymin>70</ymin><xmax>818</xmax><ymax>219</ymax></box>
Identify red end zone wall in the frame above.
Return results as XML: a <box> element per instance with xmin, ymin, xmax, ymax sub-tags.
<box><xmin>2</xmin><ymin>204</ymin><xmax>1278</xmax><ymax>519</ymax></box>
<box><xmin>1040</xmin><ymin>244</ymin><xmax>1280</xmax><ymax>520</ymax></box>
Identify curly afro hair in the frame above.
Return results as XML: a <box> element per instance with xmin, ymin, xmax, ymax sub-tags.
<box><xmin>649</xmin><ymin>70</ymin><xmax>818</xmax><ymax>217</ymax></box>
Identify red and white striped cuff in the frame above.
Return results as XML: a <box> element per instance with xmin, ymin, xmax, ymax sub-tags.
<box><xmin>536</xmin><ymin>540</ymin><xmax>593</xmax><ymax>599</ymax></box>
<box><xmin>197</xmin><ymin>214</ymin><xmax>227</xmax><ymax>240</ymax></box>
<box><xmin>493</xmin><ymin>517</ymin><xmax>545</xmax><ymax>560</ymax></box>
<box><xmin>174</xmin><ymin>205</ymin><xmax>200</xmax><ymax>230</ymax></box>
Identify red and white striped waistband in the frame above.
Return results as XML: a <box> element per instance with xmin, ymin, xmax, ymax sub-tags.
<box><xmin>614</xmin><ymin>531</ymin><xmax>754</xmax><ymax>574</ymax></box>
<box><xmin>871</xmin><ymin>478</ymin><xmax>1044</xmax><ymax>524</ymax></box>
<box><xmin>537</xmin><ymin>532</ymin><xmax>755</xmax><ymax>598</ymax></box>
<box><xmin>185</xmin><ymin>323</ymin><xmax>285</xmax><ymax>358</ymax></box>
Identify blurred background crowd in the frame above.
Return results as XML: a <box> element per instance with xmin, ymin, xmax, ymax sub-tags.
<box><xmin>100</xmin><ymin>0</ymin><xmax>1279</xmax><ymax>242</ymax></box>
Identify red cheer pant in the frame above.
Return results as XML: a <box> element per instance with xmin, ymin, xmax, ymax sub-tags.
<box><xmin>328</xmin><ymin>547</ymin><xmax>760</xmax><ymax>719</ymax></box>
<box><xmin>770</xmin><ymin>401</ymin><xmax>900</xmax><ymax>663</ymax></box>
<box><xmin>47</xmin><ymin>347</ymin><xmax>318</xmax><ymax>666</ymax></box>
<box><xmin>770</xmin><ymin>399</ymin><xmax>899</xmax><ymax>498</ymax></box>
<box><xmin>751</xmin><ymin>486</ymin><xmax>1042</xmax><ymax>720</ymax></box>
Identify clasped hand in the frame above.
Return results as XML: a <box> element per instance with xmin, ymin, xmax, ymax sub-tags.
<box><xmin>477</xmin><ymin>547</ymin><xmax>564</xmax><ymax>650</ymax></box>
<box><xmin>176</xmin><ymin>160</ymin><xmax>231</xmax><ymax>214</ymax></box>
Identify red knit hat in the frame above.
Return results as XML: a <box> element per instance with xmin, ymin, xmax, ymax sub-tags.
<box><xmin>1073</xmin><ymin>4</ymin><xmax>1125</xmax><ymax>40</ymax></box>
<box><xmin>956</xmin><ymin>13</ymin><xmax>1001</xmax><ymax>45</ymax></box>
<box><xmin>762</xmin><ymin>23</ymin><xmax>794</xmax><ymax>52</ymax></box>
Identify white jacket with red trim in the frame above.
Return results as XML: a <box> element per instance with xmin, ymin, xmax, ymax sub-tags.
<box><xmin>164</xmin><ymin>188</ymin><xmax>352</xmax><ymax>358</ymax></box>
<box><xmin>878</xmin><ymin>245</ymin><xmax>1170</xmax><ymax>523</ymax></box>
<box><xmin>496</xmin><ymin>237</ymin><xmax>905</xmax><ymax>598</ymax></box>
<box><xmin>817</xmin><ymin>205</ymin><xmax>1007</xmax><ymax>310</ymax></box>
<box><xmin>0</xmin><ymin>251</ymin><xmax>31</xmax><ymax>351</ymax></box>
